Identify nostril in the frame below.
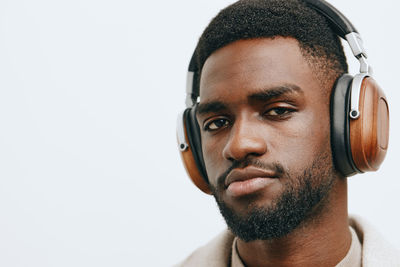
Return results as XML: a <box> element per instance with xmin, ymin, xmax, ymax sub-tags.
<box><xmin>227</xmin><ymin>156</ymin><xmax>236</xmax><ymax>162</ymax></box>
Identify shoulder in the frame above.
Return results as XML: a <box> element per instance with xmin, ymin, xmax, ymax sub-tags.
<box><xmin>349</xmin><ymin>215</ymin><xmax>400</xmax><ymax>267</ymax></box>
<box><xmin>174</xmin><ymin>229</ymin><xmax>235</xmax><ymax>267</ymax></box>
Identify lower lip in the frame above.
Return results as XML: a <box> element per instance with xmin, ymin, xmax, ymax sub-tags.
<box><xmin>226</xmin><ymin>177</ymin><xmax>276</xmax><ymax>197</ymax></box>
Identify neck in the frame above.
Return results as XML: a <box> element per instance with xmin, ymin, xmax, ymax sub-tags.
<box><xmin>236</xmin><ymin>177</ymin><xmax>351</xmax><ymax>267</ymax></box>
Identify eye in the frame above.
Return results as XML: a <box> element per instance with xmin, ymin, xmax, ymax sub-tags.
<box><xmin>264</xmin><ymin>107</ymin><xmax>295</xmax><ymax>118</ymax></box>
<box><xmin>204</xmin><ymin>118</ymin><xmax>229</xmax><ymax>131</ymax></box>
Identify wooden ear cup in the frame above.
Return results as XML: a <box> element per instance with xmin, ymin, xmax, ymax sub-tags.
<box><xmin>178</xmin><ymin>112</ymin><xmax>212</xmax><ymax>194</ymax></box>
<box><xmin>350</xmin><ymin>77</ymin><xmax>389</xmax><ymax>172</ymax></box>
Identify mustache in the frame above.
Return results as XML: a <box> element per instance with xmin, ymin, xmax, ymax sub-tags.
<box><xmin>216</xmin><ymin>158</ymin><xmax>285</xmax><ymax>188</ymax></box>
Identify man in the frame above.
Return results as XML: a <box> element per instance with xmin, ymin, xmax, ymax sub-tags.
<box><xmin>176</xmin><ymin>0</ymin><xmax>399</xmax><ymax>266</ymax></box>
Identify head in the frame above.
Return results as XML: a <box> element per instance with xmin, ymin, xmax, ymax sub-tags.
<box><xmin>194</xmin><ymin>0</ymin><xmax>349</xmax><ymax>242</ymax></box>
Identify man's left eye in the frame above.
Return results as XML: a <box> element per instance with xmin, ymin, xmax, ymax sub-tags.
<box><xmin>264</xmin><ymin>107</ymin><xmax>292</xmax><ymax>116</ymax></box>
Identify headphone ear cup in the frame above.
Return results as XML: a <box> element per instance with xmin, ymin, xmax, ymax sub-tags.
<box><xmin>331</xmin><ymin>74</ymin><xmax>359</xmax><ymax>176</ymax></box>
<box><xmin>178</xmin><ymin>108</ymin><xmax>211</xmax><ymax>194</ymax></box>
<box><xmin>349</xmin><ymin>77</ymin><xmax>389</xmax><ymax>172</ymax></box>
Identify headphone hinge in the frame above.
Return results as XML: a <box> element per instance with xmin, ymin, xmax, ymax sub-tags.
<box><xmin>345</xmin><ymin>32</ymin><xmax>367</xmax><ymax>59</ymax></box>
<box><xmin>358</xmin><ymin>55</ymin><xmax>372</xmax><ymax>75</ymax></box>
<box><xmin>345</xmin><ymin>32</ymin><xmax>371</xmax><ymax>74</ymax></box>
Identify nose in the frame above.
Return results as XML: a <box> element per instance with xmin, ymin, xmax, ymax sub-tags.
<box><xmin>222</xmin><ymin>116</ymin><xmax>268</xmax><ymax>162</ymax></box>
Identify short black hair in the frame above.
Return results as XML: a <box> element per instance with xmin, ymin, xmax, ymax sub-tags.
<box><xmin>194</xmin><ymin>0</ymin><xmax>348</xmax><ymax>91</ymax></box>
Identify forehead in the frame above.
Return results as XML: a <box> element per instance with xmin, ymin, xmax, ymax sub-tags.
<box><xmin>199</xmin><ymin>37</ymin><xmax>320</xmax><ymax>103</ymax></box>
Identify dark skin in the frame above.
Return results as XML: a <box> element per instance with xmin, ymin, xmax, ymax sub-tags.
<box><xmin>196</xmin><ymin>38</ymin><xmax>351</xmax><ymax>267</ymax></box>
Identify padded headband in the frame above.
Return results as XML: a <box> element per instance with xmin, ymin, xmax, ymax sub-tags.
<box><xmin>303</xmin><ymin>0</ymin><xmax>358</xmax><ymax>38</ymax></box>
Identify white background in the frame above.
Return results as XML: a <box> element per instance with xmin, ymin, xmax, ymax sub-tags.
<box><xmin>0</xmin><ymin>0</ymin><xmax>399</xmax><ymax>266</ymax></box>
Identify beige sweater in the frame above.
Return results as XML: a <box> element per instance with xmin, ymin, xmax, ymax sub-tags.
<box><xmin>176</xmin><ymin>216</ymin><xmax>400</xmax><ymax>267</ymax></box>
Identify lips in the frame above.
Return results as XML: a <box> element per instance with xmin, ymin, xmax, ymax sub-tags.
<box><xmin>225</xmin><ymin>166</ymin><xmax>279</xmax><ymax>197</ymax></box>
<box><xmin>225</xmin><ymin>166</ymin><xmax>279</xmax><ymax>187</ymax></box>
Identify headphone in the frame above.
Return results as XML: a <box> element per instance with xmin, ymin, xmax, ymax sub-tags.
<box><xmin>177</xmin><ymin>0</ymin><xmax>390</xmax><ymax>194</ymax></box>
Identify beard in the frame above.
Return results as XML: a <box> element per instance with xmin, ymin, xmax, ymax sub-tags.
<box><xmin>210</xmin><ymin>150</ymin><xmax>336</xmax><ymax>242</ymax></box>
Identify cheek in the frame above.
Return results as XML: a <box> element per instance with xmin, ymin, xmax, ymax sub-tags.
<box><xmin>275</xmin><ymin>108</ymin><xmax>331</xmax><ymax>172</ymax></box>
<box><xmin>201</xmin><ymin>136</ymin><xmax>226</xmax><ymax>183</ymax></box>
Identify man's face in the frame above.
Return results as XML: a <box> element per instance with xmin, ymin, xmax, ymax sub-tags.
<box><xmin>196</xmin><ymin>37</ymin><xmax>338</xmax><ymax>241</ymax></box>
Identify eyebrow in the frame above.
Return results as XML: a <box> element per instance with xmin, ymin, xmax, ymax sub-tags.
<box><xmin>196</xmin><ymin>84</ymin><xmax>303</xmax><ymax>116</ymax></box>
<box><xmin>248</xmin><ymin>84</ymin><xmax>303</xmax><ymax>102</ymax></box>
<box><xmin>197</xmin><ymin>101</ymin><xmax>228</xmax><ymax>116</ymax></box>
